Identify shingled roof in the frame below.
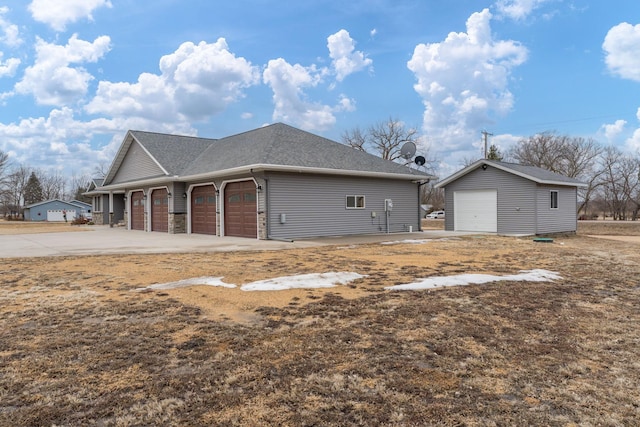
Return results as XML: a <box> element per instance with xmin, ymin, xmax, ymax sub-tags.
<box><xmin>436</xmin><ymin>159</ymin><xmax>587</xmax><ymax>188</ymax></box>
<box><xmin>103</xmin><ymin>123</ymin><xmax>432</xmax><ymax>186</ymax></box>
<box><xmin>185</xmin><ymin>123</ymin><xmax>428</xmax><ymax>179</ymax></box>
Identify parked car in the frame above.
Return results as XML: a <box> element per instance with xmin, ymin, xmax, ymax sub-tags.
<box><xmin>426</xmin><ymin>210</ymin><xmax>445</xmax><ymax>219</ymax></box>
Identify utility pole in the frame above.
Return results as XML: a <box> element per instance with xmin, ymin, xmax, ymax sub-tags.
<box><xmin>481</xmin><ymin>130</ymin><xmax>493</xmax><ymax>159</ymax></box>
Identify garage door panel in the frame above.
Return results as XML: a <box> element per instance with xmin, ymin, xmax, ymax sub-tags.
<box><xmin>151</xmin><ymin>188</ymin><xmax>168</xmax><ymax>232</ymax></box>
<box><xmin>130</xmin><ymin>191</ymin><xmax>144</xmax><ymax>230</ymax></box>
<box><xmin>224</xmin><ymin>181</ymin><xmax>257</xmax><ymax>238</ymax></box>
<box><xmin>454</xmin><ymin>190</ymin><xmax>497</xmax><ymax>232</ymax></box>
<box><xmin>191</xmin><ymin>185</ymin><xmax>216</xmax><ymax>235</ymax></box>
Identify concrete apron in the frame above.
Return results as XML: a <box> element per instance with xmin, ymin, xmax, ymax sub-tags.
<box><xmin>0</xmin><ymin>225</ymin><xmax>472</xmax><ymax>258</ymax></box>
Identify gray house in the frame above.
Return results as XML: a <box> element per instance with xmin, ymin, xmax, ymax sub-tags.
<box><xmin>24</xmin><ymin>199</ymin><xmax>92</xmax><ymax>222</ymax></box>
<box><xmin>435</xmin><ymin>159</ymin><xmax>586</xmax><ymax>235</ymax></box>
<box><xmin>89</xmin><ymin>123</ymin><xmax>434</xmax><ymax>240</ymax></box>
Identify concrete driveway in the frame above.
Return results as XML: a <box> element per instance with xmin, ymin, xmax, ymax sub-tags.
<box><xmin>0</xmin><ymin>225</ymin><xmax>471</xmax><ymax>258</ymax></box>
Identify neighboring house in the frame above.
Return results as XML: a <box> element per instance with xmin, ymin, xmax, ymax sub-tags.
<box><xmin>88</xmin><ymin>123</ymin><xmax>434</xmax><ymax>240</ymax></box>
<box><xmin>435</xmin><ymin>159</ymin><xmax>586</xmax><ymax>235</ymax></box>
<box><xmin>24</xmin><ymin>199</ymin><xmax>91</xmax><ymax>222</ymax></box>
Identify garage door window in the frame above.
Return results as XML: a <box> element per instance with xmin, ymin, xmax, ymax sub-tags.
<box><xmin>346</xmin><ymin>195</ymin><xmax>365</xmax><ymax>209</ymax></box>
<box><xmin>550</xmin><ymin>191</ymin><xmax>558</xmax><ymax>209</ymax></box>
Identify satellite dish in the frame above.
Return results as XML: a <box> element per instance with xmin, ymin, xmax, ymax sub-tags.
<box><xmin>414</xmin><ymin>156</ymin><xmax>426</xmax><ymax>166</ymax></box>
<box><xmin>400</xmin><ymin>142</ymin><xmax>417</xmax><ymax>159</ymax></box>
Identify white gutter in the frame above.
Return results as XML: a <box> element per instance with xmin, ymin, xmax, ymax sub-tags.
<box><xmin>180</xmin><ymin>163</ymin><xmax>433</xmax><ymax>182</ymax></box>
<box><xmin>96</xmin><ymin>164</ymin><xmax>433</xmax><ymax>192</ymax></box>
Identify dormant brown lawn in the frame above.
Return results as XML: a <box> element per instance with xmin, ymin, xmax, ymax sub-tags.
<box><xmin>1</xmin><ymin>220</ymin><xmax>639</xmax><ymax>425</ymax></box>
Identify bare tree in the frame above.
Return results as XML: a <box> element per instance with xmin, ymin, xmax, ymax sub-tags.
<box><xmin>2</xmin><ymin>165</ymin><xmax>31</xmax><ymax>216</ymax></box>
<box><xmin>93</xmin><ymin>161</ymin><xmax>110</xmax><ymax>178</ymax></box>
<box><xmin>341</xmin><ymin>126</ymin><xmax>367</xmax><ymax>152</ymax></box>
<box><xmin>509</xmin><ymin>132</ymin><xmax>604</xmax><ymax>214</ymax></box>
<box><xmin>421</xmin><ymin>183</ymin><xmax>444</xmax><ymax>210</ymax></box>
<box><xmin>37</xmin><ymin>169</ymin><xmax>65</xmax><ymax>200</ymax></box>
<box><xmin>0</xmin><ymin>150</ymin><xmax>8</xmax><ymax>181</ymax></box>
<box><xmin>597</xmin><ymin>146</ymin><xmax>640</xmax><ymax>220</ymax></box>
<box><xmin>342</xmin><ymin>118</ymin><xmax>424</xmax><ymax>163</ymax></box>
<box><xmin>69</xmin><ymin>171</ymin><xmax>92</xmax><ymax>202</ymax></box>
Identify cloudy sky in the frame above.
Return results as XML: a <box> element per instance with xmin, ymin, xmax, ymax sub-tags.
<box><xmin>0</xmin><ymin>0</ymin><xmax>639</xmax><ymax>179</ymax></box>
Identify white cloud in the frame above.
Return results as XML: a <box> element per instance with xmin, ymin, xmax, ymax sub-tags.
<box><xmin>0</xmin><ymin>106</ymin><xmax>195</xmax><ymax>175</ymax></box>
<box><xmin>28</xmin><ymin>0</ymin><xmax>112</xmax><ymax>32</ymax></box>
<box><xmin>624</xmin><ymin>109</ymin><xmax>640</xmax><ymax>151</ymax></box>
<box><xmin>261</xmin><ymin>30</ymin><xmax>366</xmax><ymax>131</ymax></box>
<box><xmin>407</xmin><ymin>9</ymin><xmax>527</xmax><ymax>156</ymax></box>
<box><xmin>160</xmin><ymin>40</ymin><xmax>260</xmax><ymax>120</ymax></box>
<box><xmin>15</xmin><ymin>34</ymin><xmax>111</xmax><ymax>106</ymax></box>
<box><xmin>603</xmin><ymin>22</ymin><xmax>640</xmax><ymax>82</ymax></box>
<box><xmin>599</xmin><ymin>119</ymin><xmax>626</xmax><ymax>143</ymax></box>
<box><xmin>86</xmin><ymin>38</ymin><xmax>259</xmax><ymax>123</ymax></box>
<box><xmin>263</xmin><ymin>57</ymin><xmax>338</xmax><ymax>131</ymax></box>
<box><xmin>0</xmin><ymin>7</ymin><xmax>22</xmax><ymax>47</ymax></box>
<box><xmin>327</xmin><ymin>29</ymin><xmax>372</xmax><ymax>82</ymax></box>
<box><xmin>0</xmin><ymin>53</ymin><xmax>20</xmax><ymax>77</ymax></box>
<box><xmin>625</xmin><ymin>128</ymin><xmax>640</xmax><ymax>152</ymax></box>
<box><xmin>494</xmin><ymin>0</ymin><xmax>552</xmax><ymax>21</ymax></box>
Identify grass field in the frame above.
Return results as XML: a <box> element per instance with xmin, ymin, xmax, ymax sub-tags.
<box><xmin>1</xmin><ymin>221</ymin><xmax>639</xmax><ymax>425</ymax></box>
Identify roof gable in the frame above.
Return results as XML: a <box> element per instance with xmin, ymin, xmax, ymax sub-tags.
<box><xmin>103</xmin><ymin>131</ymin><xmax>216</xmax><ymax>185</ymax></box>
<box><xmin>436</xmin><ymin>159</ymin><xmax>587</xmax><ymax>188</ymax></box>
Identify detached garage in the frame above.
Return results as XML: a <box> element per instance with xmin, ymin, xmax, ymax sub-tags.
<box><xmin>436</xmin><ymin>160</ymin><xmax>586</xmax><ymax>235</ymax></box>
<box><xmin>23</xmin><ymin>199</ymin><xmax>91</xmax><ymax>222</ymax></box>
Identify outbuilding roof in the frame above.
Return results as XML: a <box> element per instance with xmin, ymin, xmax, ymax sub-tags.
<box><xmin>24</xmin><ymin>199</ymin><xmax>87</xmax><ymax>209</ymax></box>
<box><xmin>435</xmin><ymin>159</ymin><xmax>587</xmax><ymax>188</ymax></box>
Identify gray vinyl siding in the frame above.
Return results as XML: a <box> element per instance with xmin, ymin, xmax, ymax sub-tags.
<box><xmin>112</xmin><ymin>195</ymin><xmax>124</xmax><ymax>222</ymax></box>
<box><xmin>111</xmin><ymin>141</ymin><xmax>165</xmax><ymax>184</ymax></box>
<box><xmin>536</xmin><ymin>186</ymin><xmax>577</xmax><ymax>234</ymax></box>
<box><xmin>171</xmin><ymin>182</ymin><xmax>187</xmax><ymax>213</ymax></box>
<box><xmin>266</xmin><ymin>173</ymin><xmax>419</xmax><ymax>240</ymax></box>
<box><xmin>25</xmin><ymin>201</ymin><xmax>79</xmax><ymax>221</ymax></box>
<box><xmin>443</xmin><ymin>166</ymin><xmax>537</xmax><ymax>234</ymax></box>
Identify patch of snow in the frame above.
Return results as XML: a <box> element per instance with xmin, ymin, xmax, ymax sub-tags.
<box><xmin>240</xmin><ymin>272</ymin><xmax>366</xmax><ymax>291</ymax></box>
<box><xmin>385</xmin><ymin>269</ymin><xmax>562</xmax><ymax>291</ymax></box>
<box><xmin>136</xmin><ymin>276</ymin><xmax>235</xmax><ymax>291</ymax></box>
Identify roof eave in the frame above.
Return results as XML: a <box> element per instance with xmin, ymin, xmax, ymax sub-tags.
<box><xmin>435</xmin><ymin>159</ymin><xmax>586</xmax><ymax>188</ymax></box>
<box><xmin>180</xmin><ymin>164</ymin><xmax>435</xmax><ymax>182</ymax></box>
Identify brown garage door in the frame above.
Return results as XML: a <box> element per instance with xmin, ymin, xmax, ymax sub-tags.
<box><xmin>224</xmin><ymin>181</ymin><xmax>257</xmax><ymax>238</ymax></box>
<box><xmin>131</xmin><ymin>191</ymin><xmax>145</xmax><ymax>230</ymax></box>
<box><xmin>191</xmin><ymin>185</ymin><xmax>216</xmax><ymax>235</ymax></box>
<box><xmin>151</xmin><ymin>188</ymin><xmax>168</xmax><ymax>232</ymax></box>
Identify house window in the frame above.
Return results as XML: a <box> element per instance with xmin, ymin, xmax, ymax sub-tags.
<box><xmin>346</xmin><ymin>195</ymin><xmax>365</xmax><ymax>209</ymax></box>
<box><xmin>550</xmin><ymin>190</ymin><xmax>558</xmax><ymax>209</ymax></box>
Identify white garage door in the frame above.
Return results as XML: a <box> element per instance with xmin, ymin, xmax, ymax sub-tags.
<box><xmin>454</xmin><ymin>190</ymin><xmax>497</xmax><ymax>232</ymax></box>
<box><xmin>47</xmin><ymin>210</ymin><xmax>77</xmax><ymax>222</ymax></box>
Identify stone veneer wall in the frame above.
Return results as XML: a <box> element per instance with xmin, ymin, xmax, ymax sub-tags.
<box><xmin>258</xmin><ymin>211</ymin><xmax>267</xmax><ymax>240</ymax></box>
<box><xmin>93</xmin><ymin>212</ymin><xmax>104</xmax><ymax>225</ymax></box>
<box><xmin>170</xmin><ymin>213</ymin><xmax>186</xmax><ymax>234</ymax></box>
